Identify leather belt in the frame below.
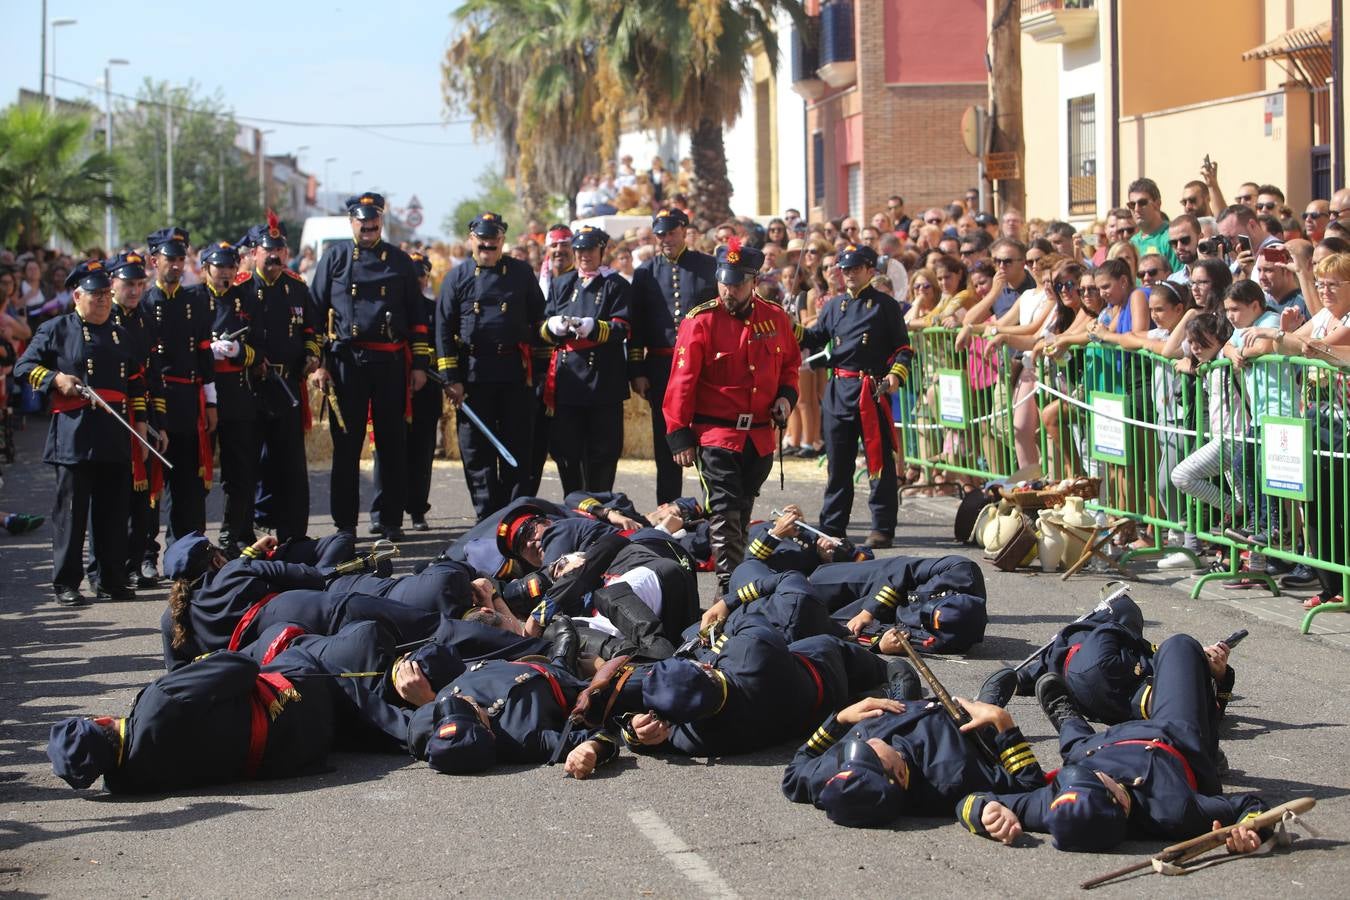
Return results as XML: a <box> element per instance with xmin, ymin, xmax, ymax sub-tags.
<box><xmin>693</xmin><ymin>413</ymin><xmax>768</xmax><ymax>431</ymax></box>
<box><xmin>1105</xmin><ymin>738</ymin><xmax>1198</xmax><ymax>790</ymax></box>
<box><xmin>510</xmin><ymin>661</ymin><xmax>568</xmax><ymax>711</ymax></box>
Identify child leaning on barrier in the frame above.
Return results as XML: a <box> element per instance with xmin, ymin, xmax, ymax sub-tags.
<box><xmin>1170</xmin><ymin>313</ymin><xmax>1246</xmax><ymax>528</ymax></box>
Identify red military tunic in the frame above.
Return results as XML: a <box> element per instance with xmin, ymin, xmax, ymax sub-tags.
<box><xmin>663</xmin><ymin>297</ymin><xmax>801</xmax><ymax>457</ymax></box>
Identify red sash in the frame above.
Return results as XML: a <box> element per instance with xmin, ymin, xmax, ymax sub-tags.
<box><xmin>510</xmin><ymin>661</ymin><xmax>567</xmax><ymax>711</ymax></box>
<box><xmin>260</xmin><ymin>625</ymin><xmax>307</xmax><ymax>664</ymax></box>
<box><xmin>1108</xmin><ymin>739</ymin><xmax>1198</xmax><ymax>790</ymax></box>
<box><xmin>51</xmin><ymin>389</ymin><xmax>152</xmax><ymax>488</ymax></box>
<box><xmin>244</xmin><ymin>670</ymin><xmax>298</xmax><ymax>778</ymax></box>
<box><xmin>834</xmin><ymin>370</ymin><xmax>893</xmax><ymax>478</ymax></box>
<box><xmin>227</xmin><ymin>592</ymin><xmax>280</xmax><ymax>651</ymax></box>
<box><xmin>164</xmin><ymin>376</ymin><xmax>212</xmax><ymax>488</ymax></box>
<box><xmin>793</xmin><ymin>653</ymin><xmax>825</xmax><ymax>713</ymax></box>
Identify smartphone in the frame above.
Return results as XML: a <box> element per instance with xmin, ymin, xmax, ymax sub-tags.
<box><xmin>1082</xmin><ymin>233</ymin><xmax>1099</xmax><ymax>249</ymax></box>
<box><xmin>1236</xmin><ymin>234</ymin><xmax>1252</xmax><ymax>254</ymax></box>
<box><xmin>1261</xmin><ymin>246</ymin><xmax>1291</xmax><ymax>265</ymax></box>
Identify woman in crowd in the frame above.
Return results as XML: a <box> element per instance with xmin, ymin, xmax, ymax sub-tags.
<box><xmin>785</xmin><ymin>241</ymin><xmax>831</xmax><ymax>459</ymax></box>
<box><xmin>904</xmin><ymin>268</ymin><xmax>942</xmax><ymax>330</ymax></box>
<box><xmin>765</xmin><ymin>219</ymin><xmax>789</xmax><ymax>250</ymax></box>
<box><xmin>933</xmin><ymin>255</ymin><xmax>974</xmax><ymax>327</ymax></box>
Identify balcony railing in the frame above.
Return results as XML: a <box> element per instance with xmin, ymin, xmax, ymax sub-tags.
<box><xmin>1021</xmin><ymin>0</ymin><xmax>1094</xmax><ymax>13</ymax></box>
<box><xmin>1022</xmin><ymin>0</ymin><xmax>1098</xmax><ymax>44</ymax></box>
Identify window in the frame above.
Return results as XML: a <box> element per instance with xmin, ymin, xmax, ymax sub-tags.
<box><xmin>812</xmin><ymin>131</ymin><xmax>825</xmax><ymax>204</ymax></box>
<box><xmin>846</xmin><ymin>164</ymin><xmax>861</xmax><ymax>219</ymax></box>
<box><xmin>1067</xmin><ymin>94</ymin><xmax>1096</xmax><ymax>216</ymax></box>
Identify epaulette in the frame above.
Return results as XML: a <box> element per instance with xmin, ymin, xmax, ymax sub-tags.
<box><xmin>232</xmin><ymin>270</ymin><xmax>253</xmax><ymax>286</ymax></box>
<box><xmin>283</xmin><ymin>269</ymin><xmax>306</xmax><ymax>282</ymax></box>
<box><xmin>688</xmin><ymin>299</ymin><xmax>720</xmax><ymax>317</ymax></box>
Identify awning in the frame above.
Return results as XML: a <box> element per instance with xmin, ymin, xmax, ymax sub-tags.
<box><xmin>1242</xmin><ymin>20</ymin><xmax>1333</xmax><ymax>86</ymax></box>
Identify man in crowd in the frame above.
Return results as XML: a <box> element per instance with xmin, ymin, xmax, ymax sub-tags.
<box><xmin>1304</xmin><ymin>199</ymin><xmax>1331</xmax><ymax>242</ymax></box>
<box><xmin>310</xmin><ymin>192</ymin><xmax>432</xmax><ymax>540</ymax></box>
<box><xmin>1256</xmin><ymin>247</ymin><xmax>1307</xmax><ymax>319</ymax></box>
<box><xmin>1179</xmin><ymin>180</ymin><xmax>1213</xmax><ymax>218</ymax></box>
<box><xmin>1167</xmin><ymin>214</ymin><xmax>1203</xmax><ymax>284</ymax></box>
<box><xmin>1127</xmin><ymin>177</ymin><xmax>1180</xmax><ymax>270</ymax></box>
<box><xmin>886</xmin><ymin>195</ymin><xmax>911</xmax><ymax>235</ymax></box>
<box><xmin>1217</xmin><ymin>203</ymin><xmax>1278</xmax><ymax>278</ymax></box>
<box><xmin>663</xmin><ymin>241</ymin><xmax>799</xmax><ymax>597</ymax></box>
<box><xmin>436</xmin><ymin>212</ymin><xmax>544</xmax><ymax>520</ymax></box>
<box><xmin>629</xmin><ymin>207</ymin><xmax>718</xmax><ymax>504</ymax></box>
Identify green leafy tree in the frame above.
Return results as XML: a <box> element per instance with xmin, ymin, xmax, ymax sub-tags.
<box><xmin>112</xmin><ymin>80</ymin><xmax>259</xmax><ymax>248</ymax></box>
<box><xmin>0</xmin><ymin>102</ymin><xmax>122</xmax><ymax>250</ymax></box>
<box><xmin>445</xmin><ymin>170</ymin><xmax>525</xmax><ymax>241</ymax></box>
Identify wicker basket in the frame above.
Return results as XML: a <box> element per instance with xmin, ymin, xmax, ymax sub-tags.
<box><xmin>999</xmin><ymin>487</ymin><xmax>1065</xmax><ymax>511</ymax></box>
<box><xmin>1058</xmin><ymin>477</ymin><xmax>1102</xmax><ymax>502</ymax></box>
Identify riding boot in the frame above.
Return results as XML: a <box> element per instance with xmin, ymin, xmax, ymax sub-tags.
<box><xmin>543</xmin><ymin>614</ymin><xmax>580</xmax><ymax>676</ymax></box>
<box><xmin>708</xmin><ymin>512</ymin><xmax>746</xmax><ymax>597</ymax></box>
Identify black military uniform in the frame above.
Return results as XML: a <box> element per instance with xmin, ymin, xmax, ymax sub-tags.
<box><xmin>800</xmin><ymin>244</ymin><xmax>912</xmax><ymax>547</ymax></box>
<box><xmin>200</xmin><ymin>241</ymin><xmax>263</xmax><ymax>556</ymax></box>
<box><xmin>372</xmin><ymin>252</ymin><xmax>443</xmax><ymax>531</ymax></box>
<box><xmin>104</xmin><ymin>251</ymin><xmax>165</xmax><ymax>589</ymax></box>
<box><xmin>310</xmin><ymin>192</ymin><xmax>433</xmax><ymax>538</ymax></box>
<box><xmin>141</xmin><ymin>227</ymin><xmax>217</xmax><ymax>552</ymax></box>
<box><xmin>522</xmin><ymin>225</ymin><xmax>574</xmax><ymax>497</ymax></box>
<box><xmin>540</xmin><ymin>226</ymin><xmax>630</xmax><ymax>494</ymax></box>
<box><xmin>14</xmin><ymin>260</ymin><xmax>150</xmax><ymax>605</ymax></box>
<box><xmin>436</xmin><ymin>212</ymin><xmax>545</xmax><ymax>519</ymax></box>
<box><xmin>239</xmin><ymin>217</ymin><xmax>319</xmax><ymax>543</ymax></box>
<box><xmin>629</xmin><ymin>208</ymin><xmax>717</xmax><ymax>502</ymax></box>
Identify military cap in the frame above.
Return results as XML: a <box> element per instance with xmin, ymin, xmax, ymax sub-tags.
<box><xmin>816</xmin><ymin>740</ymin><xmax>906</xmax><ymax>827</ymax></box>
<box><xmin>714</xmin><ymin>239</ymin><xmax>764</xmax><ymax>286</ymax></box>
<box><xmin>495</xmin><ymin>503</ymin><xmax>552</xmax><ymax>560</ymax></box>
<box><xmin>163</xmin><ymin>532</ymin><xmax>214</xmax><ymax>581</ymax></box>
<box><xmin>464</xmin><ymin>536</ymin><xmax>514</xmax><ymax>579</ymax></box>
<box><xmin>147</xmin><ymin>227</ymin><xmax>190</xmax><ymax>257</ymax></box>
<box><xmin>918</xmin><ymin>593</ymin><xmax>984</xmax><ymax>648</ymax></box>
<box><xmin>672</xmin><ymin>497</ymin><xmax>704</xmax><ymax>521</ymax></box>
<box><xmin>346</xmin><ymin>192</ymin><xmax>386</xmax><ymax>220</ymax></box>
<box><xmin>425</xmin><ymin>695</ymin><xmax>496</xmax><ymax>774</ymax></box>
<box><xmin>47</xmin><ymin>717</ymin><xmax>116</xmax><ymax>789</ymax></box>
<box><xmin>642</xmin><ymin>658</ymin><xmax>728</xmax><ymax>721</ymax></box>
<box><xmin>63</xmin><ymin>259</ymin><xmax>112</xmax><ymax>292</ymax></box>
<box><xmin>246</xmin><ymin>209</ymin><xmax>289</xmax><ymax>248</ymax></box>
<box><xmin>106</xmin><ymin>251</ymin><xmax>148</xmax><ymax>281</ymax></box>
<box><xmin>200</xmin><ymin>240</ymin><xmax>241</xmax><ymax>268</ymax></box>
<box><xmin>1046</xmin><ymin>765</ymin><xmax>1129</xmax><ymax>851</ymax></box>
<box><xmin>409</xmin><ymin>251</ymin><xmax>433</xmax><ymax>277</ymax></box>
<box><xmin>835</xmin><ymin>244</ymin><xmax>879</xmax><ymax>269</ymax></box>
<box><xmin>651</xmin><ymin>207</ymin><xmax>690</xmax><ymax>234</ymax></box>
<box><xmin>405</xmin><ymin>644</ymin><xmax>466</xmax><ymax>693</ymax></box>
<box><xmin>570</xmin><ymin>225</ymin><xmax>609</xmax><ymax>250</ymax></box>
<box><xmin>1063</xmin><ymin>626</ymin><xmax>1148</xmax><ymax>723</ymax></box>
<box><xmin>468</xmin><ymin>212</ymin><xmax>507</xmax><ymax>237</ymax></box>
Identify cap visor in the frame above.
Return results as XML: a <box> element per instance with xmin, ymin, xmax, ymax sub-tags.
<box><xmin>351</xmin><ymin>207</ymin><xmax>382</xmax><ymax>221</ymax></box>
<box><xmin>652</xmin><ymin>221</ymin><xmax>679</xmax><ymax>234</ymax></box>
<box><xmin>715</xmin><ymin>268</ymin><xmax>748</xmax><ymax>285</ymax></box>
<box><xmin>157</xmin><ymin>243</ymin><xmax>187</xmax><ymax>258</ymax></box>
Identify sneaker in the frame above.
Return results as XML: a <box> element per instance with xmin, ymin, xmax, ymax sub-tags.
<box><xmin>1279</xmin><ymin>563</ymin><xmax>1320</xmax><ymax>589</ymax></box>
<box><xmin>885</xmin><ymin>659</ymin><xmax>921</xmax><ymax>701</ymax></box>
<box><xmin>1263</xmin><ymin>558</ymin><xmax>1293</xmax><ymax>576</ymax></box>
<box><xmin>2</xmin><ymin>513</ymin><xmax>44</xmax><ymax>535</ymax></box>
<box><xmin>1035</xmin><ymin>673</ymin><xmax>1083</xmax><ymax>734</ymax></box>
<box><xmin>1156</xmin><ymin>551</ymin><xmax>1197</xmax><ymax>570</ymax></box>
<box><xmin>978</xmin><ymin>667</ymin><xmax>1019</xmax><ymax>708</ymax></box>
<box><xmin>1303</xmin><ymin>593</ymin><xmax>1341</xmax><ymax>610</ymax></box>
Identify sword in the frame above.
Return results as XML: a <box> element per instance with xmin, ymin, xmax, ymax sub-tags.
<box><xmin>803</xmin><ymin>346</ymin><xmax>831</xmax><ymax>365</ymax></box>
<box><xmin>770</xmin><ymin>509</ymin><xmax>850</xmax><ymax>553</ymax></box>
<box><xmin>330</xmin><ymin>538</ymin><xmax>400</xmax><ymax>575</ymax></box>
<box><xmin>1013</xmin><ymin>582</ymin><xmax>1133</xmax><ymax>671</ymax></box>
<box><xmin>76</xmin><ymin>384</ymin><xmax>174</xmax><ymax>470</ymax></box>
<box><xmin>887</xmin><ymin>628</ymin><xmax>1000</xmax><ymax>766</ymax></box>
<box><xmin>218</xmin><ymin>324</ymin><xmax>250</xmax><ymax>342</ymax></box>
<box><xmin>458</xmin><ymin>401</ymin><xmax>519</xmax><ymax>468</ymax></box>
<box><xmin>324</xmin><ymin>381</ymin><xmax>347</xmax><ymax>432</ymax></box>
<box><xmin>266</xmin><ymin>366</ymin><xmax>300</xmax><ymax>408</ymax></box>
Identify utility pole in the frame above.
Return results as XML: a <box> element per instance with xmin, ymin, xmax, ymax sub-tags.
<box><xmin>987</xmin><ymin>0</ymin><xmax>1025</xmax><ymax>215</ymax></box>
<box><xmin>166</xmin><ymin>99</ymin><xmax>175</xmax><ymax>220</ymax></box>
<box><xmin>40</xmin><ymin>0</ymin><xmax>47</xmax><ymax>106</ymax></box>
<box><xmin>104</xmin><ymin>59</ymin><xmax>129</xmax><ymax>251</ymax></box>
<box><xmin>257</xmin><ymin>129</ymin><xmax>275</xmax><ymax>212</ymax></box>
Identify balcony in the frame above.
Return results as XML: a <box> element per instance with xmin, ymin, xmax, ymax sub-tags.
<box><xmin>816</xmin><ymin>0</ymin><xmax>856</xmax><ymax>89</ymax></box>
<box><xmin>1021</xmin><ymin>0</ymin><xmax>1098</xmax><ymax>45</ymax></box>
<box><xmin>790</xmin><ymin>16</ymin><xmax>827</xmax><ymax>100</ymax></box>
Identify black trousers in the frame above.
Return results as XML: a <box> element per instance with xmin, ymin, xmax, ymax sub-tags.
<box><xmin>549</xmin><ymin>402</ymin><xmax>624</xmax><ymax>496</ymax></box>
<box><xmin>821</xmin><ymin>400</ymin><xmax>897</xmax><ymax>537</ymax></box>
<box><xmin>87</xmin><ymin>473</ymin><xmax>153</xmax><ymax>586</ymax></box>
<box><xmin>457</xmin><ymin>381</ymin><xmax>533</xmax><ymax>521</ymax></box>
<box><xmin>160</xmin><ymin>427</ymin><xmax>207</xmax><ymax>546</ymax></box>
<box><xmin>647</xmin><ymin>357</ymin><xmax>684</xmax><ymax>503</ymax></box>
<box><xmin>373</xmin><ymin>383</ymin><xmax>443</xmax><ymax>521</ymax></box>
<box><xmin>329</xmin><ymin>356</ymin><xmax>407</xmax><ymax>532</ymax></box>
<box><xmin>255</xmin><ymin>399</ymin><xmax>310</xmax><ymax>543</ymax></box>
<box><xmin>521</xmin><ymin>391</ymin><xmax>552</xmax><ymax>498</ymax></box>
<box><xmin>215</xmin><ymin>416</ymin><xmax>259</xmax><ymax>547</ymax></box>
<box><xmin>696</xmin><ymin>440</ymin><xmax>773</xmax><ymax>516</ymax></box>
<box><xmin>52</xmin><ymin>461</ymin><xmax>129</xmax><ymax>593</ymax></box>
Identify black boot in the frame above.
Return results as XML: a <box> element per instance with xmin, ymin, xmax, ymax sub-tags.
<box><xmin>885</xmin><ymin>658</ymin><xmax>921</xmax><ymax>700</ymax></box>
<box><xmin>978</xmin><ymin>667</ymin><xmax>1019</xmax><ymax>708</ymax></box>
<box><xmin>1036</xmin><ymin>672</ymin><xmax>1084</xmax><ymax>734</ymax></box>
<box><xmin>708</xmin><ymin>513</ymin><xmax>742</xmax><ymax>598</ymax></box>
<box><xmin>543</xmin><ymin>615</ymin><xmax>579</xmax><ymax>675</ymax></box>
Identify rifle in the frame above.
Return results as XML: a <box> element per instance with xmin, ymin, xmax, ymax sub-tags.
<box><xmin>329</xmin><ymin>539</ymin><xmax>400</xmax><ymax>576</ymax></box>
<box><xmin>76</xmin><ymin>384</ymin><xmax>174</xmax><ymax>470</ymax></box>
<box><xmin>1013</xmin><ymin>583</ymin><xmax>1133</xmax><ymax>671</ymax></box>
<box><xmin>1081</xmin><ymin>797</ymin><xmax>1315</xmax><ymax>889</ymax></box>
<box><xmin>887</xmin><ymin>628</ymin><xmax>999</xmax><ymax>766</ymax></box>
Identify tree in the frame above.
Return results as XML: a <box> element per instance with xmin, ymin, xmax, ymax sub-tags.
<box><xmin>605</xmin><ymin>0</ymin><xmax>803</xmax><ymax>228</ymax></box>
<box><xmin>0</xmin><ymin>102</ymin><xmax>122</xmax><ymax>251</ymax></box>
<box><xmin>444</xmin><ymin>170</ymin><xmax>525</xmax><ymax>240</ymax></box>
<box><xmin>112</xmin><ymin>80</ymin><xmax>259</xmax><ymax>248</ymax></box>
<box><xmin>443</xmin><ymin>0</ymin><xmax>618</xmax><ymax>219</ymax></box>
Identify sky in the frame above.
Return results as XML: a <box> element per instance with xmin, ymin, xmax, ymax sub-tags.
<box><xmin>0</xmin><ymin>1</ymin><xmax>495</xmax><ymax>241</ymax></box>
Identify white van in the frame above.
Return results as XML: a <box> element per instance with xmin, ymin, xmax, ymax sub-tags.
<box><xmin>298</xmin><ymin>216</ymin><xmax>353</xmax><ymax>264</ymax></box>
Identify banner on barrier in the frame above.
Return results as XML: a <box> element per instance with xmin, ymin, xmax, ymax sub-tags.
<box><xmin>937</xmin><ymin>369</ymin><xmax>967</xmax><ymax>426</ymax></box>
<box><xmin>1090</xmin><ymin>391</ymin><xmax>1129</xmax><ymax>464</ymax></box>
<box><xmin>1261</xmin><ymin>415</ymin><xmax>1310</xmax><ymax>501</ymax></box>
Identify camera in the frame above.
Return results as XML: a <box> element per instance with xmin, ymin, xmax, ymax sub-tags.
<box><xmin>1198</xmin><ymin>235</ymin><xmax>1230</xmax><ymax>256</ymax></box>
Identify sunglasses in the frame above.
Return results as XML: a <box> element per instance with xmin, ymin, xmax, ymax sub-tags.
<box><xmin>1139</xmin><ymin>268</ymin><xmax>1165</xmax><ymax>278</ymax></box>
<box><xmin>993</xmin><ymin>256</ymin><xmax>1023</xmax><ymax>266</ymax></box>
<box><xmin>1255</xmin><ymin>202</ymin><xmax>1278</xmax><ymax>211</ymax></box>
<box><xmin>924</xmin><ymin>218</ymin><xmax>942</xmax><ymax>225</ymax></box>
<box><xmin>1114</xmin><ymin>226</ymin><xmax>1137</xmax><ymax>237</ymax></box>
<box><xmin>1125</xmin><ymin>198</ymin><xmax>1150</xmax><ymax>209</ymax></box>
<box><xmin>1053</xmin><ymin>281</ymin><xmax>1078</xmax><ymax>293</ymax></box>
<box><xmin>1082</xmin><ymin>285</ymin><xmax>1102</xmax><ymax>295</ymax></box>
<box><xmin>1303</xmin><ymin>211</ymin><xmax>1327</xmax><ymax>220</ymax></box>
<box><xmin>959</xmin><ymin>248</ymin><xmax>977</xmax><ymax>257</ymax></box>
<box><xmin>1168</xmin><ymin>235</ymin><xmax>1193</xmax><ymax>247</ymax></box>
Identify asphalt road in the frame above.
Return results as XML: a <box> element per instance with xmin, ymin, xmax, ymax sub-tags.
<box><xmin>2</xmin><ymin>422</ymin><xmax>1347</xmax><ymax>897</ymax></box>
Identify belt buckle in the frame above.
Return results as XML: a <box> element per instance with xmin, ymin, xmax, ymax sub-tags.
<box><xmin>735</xmin><ymin>413</ymin><xmax>752</xmax><ymax>431</ymax></box>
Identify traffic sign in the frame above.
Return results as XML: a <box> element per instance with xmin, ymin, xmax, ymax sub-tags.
<box><xmin>407</xmin><ymin>194</ymin><xmax>423</xmax><ymax>209</ymax></box>
<box><xmin>406</xmin><ymin>209</ymin><xmax>424</xmax><ymax>228</ymax></box>
<box><xmin>984</xmin><ymin>152</ymin><xmax>1020</xmax><ymax>181</ymax></box>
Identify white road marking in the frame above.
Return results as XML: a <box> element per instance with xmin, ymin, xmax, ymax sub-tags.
<box><xmin>628</xmin><ymin>808</ymin><xmax>740</xmax><ymax>899</ymax></box>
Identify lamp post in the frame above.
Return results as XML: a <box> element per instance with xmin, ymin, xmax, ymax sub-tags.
<box><xmin>103</xmin><ymin>58</ymin><xmax>130</xmax><ymax>251</ymax></box>
<box><xmin>350</xmin><ymin>169</ymin><xmax>363</xmax><ymax>195</ymax></box>
<box><xmin>48</xmin><ymin>18</ymin><xmax>77</xmax><ymax>114</ymax></box>
<box><xmin>325</xmin><ymin>157</ymin><xmax>337</xmax><ymax>212</ymax></box>
<box><xmin>257</xmin><ymin>128</ymin><xmax>275</xmax><ymax>212</ymax></box>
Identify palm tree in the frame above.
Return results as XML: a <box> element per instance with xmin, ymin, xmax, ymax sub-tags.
<box><xmin>605</xmin><ymin>0</ymin><xmax>803</xmax><ymax>227</ymax></box>
<box><xmin>443</xmin><ymin>0</ymin><xmax>615</xmax><ymax>222</ymax></box>
<box><xmin>0</xmin><ymin>103</ymin><xmax>121</xmax><ymax>250</ymax></box>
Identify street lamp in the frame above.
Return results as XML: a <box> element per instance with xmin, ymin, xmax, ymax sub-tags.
<box><xmin>48</xmin><ymin>17</ymin><xmax>77</xmax><ymax>114</ymax></box>
<box><xmin>257</xmin><ymin>128</ymin><xmax>275</xmax><ymax>211</ymax></box>
<box><xmin>324</xmin><ymin>157</ymin><xmax>338</xmax><ymax>212</ymax></box>
<box><xmin>350</xmin><ymin>170</ymin><xmax>363</xmax><ymax>195</ymax></box>
<box><xmin>104</xmin><ymin>58</ymin><xmax>130</xmax><ymax>251</ymax></box>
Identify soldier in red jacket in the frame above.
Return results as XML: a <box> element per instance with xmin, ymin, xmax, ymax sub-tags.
<box><xmin>663</xmin><ymin>241</ymin><xmax>800</xmax><ymax>597</ymax></box>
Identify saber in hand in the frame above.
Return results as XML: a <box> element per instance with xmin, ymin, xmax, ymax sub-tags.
<box><xmin>324</xmin><ymin>382</ymin><xmax>347</xmax><ymax>432</ymax></box>
<box><xmin>887</xmin><ymin>628</ymin><xmax>1000</xmax><ymax>766</ymax></box>
<box><xmin>77</xmin><ymin>384</ymin><xmax>173</xmax><ymax>470</ymax></box>
<box><xmin>218</xmin><ymin>324</ymin><xmax>250</xmax><ymax>342</ymax></box>
<box><xmin>458</xmin><ymin>401</ymin><xmax>518</xmax><ymax>468</ymax></box>
<box><xmin>330</xmin><ymin>539</ymin><xmax>401</xmax><ymax>576</ymax></box>
<box><xmin>267</xmin><ymin>367</ymin><xmax>300</xmax><ymax>408</ymax></box>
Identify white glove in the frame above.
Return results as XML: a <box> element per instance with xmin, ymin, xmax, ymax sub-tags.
<box><xmin>574</xmin><ymin>316</ymin><xmax>596</xmax><ymax>339</ymax></box>
<box><xmin>546</xmin><ymin>315</ymin><xmax>569</xmax><ymax>337</ymax></box>
<box><xmin>210</xmin><ymin>339</ymin><xmax>240</xmax><ymax>360</ymax></box>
